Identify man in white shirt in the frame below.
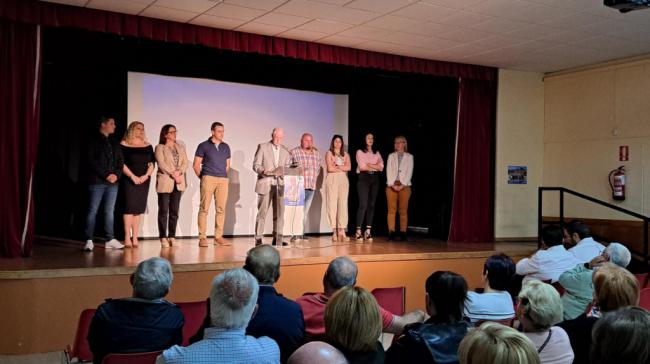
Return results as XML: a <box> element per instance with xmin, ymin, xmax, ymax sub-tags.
<box><xmin>564</xmin><ymin>220</ymin><xmax>606</xmax><ymax>264</ymax></box>
<box><xmin>516</xmin><ymin>225</ymin><xmax>578</xmax><ymax>285</ymax></box>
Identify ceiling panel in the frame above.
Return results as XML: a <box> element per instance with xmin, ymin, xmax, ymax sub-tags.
<box><xmin>37</xmin><ymin>0</ymin><xmax>650</xmax><ymax>73</ymax></box>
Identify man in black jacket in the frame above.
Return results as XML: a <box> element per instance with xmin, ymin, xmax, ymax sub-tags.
<box><xmin>83</xmin><ymin>116</ymin><xmax>124</xmax><ymax>251</ymax></box>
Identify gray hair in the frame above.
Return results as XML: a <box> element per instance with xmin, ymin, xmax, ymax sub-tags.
<box><xmin>325</xmin><ymin>257</ymin><xmax>358</xmax><ymax>290</ymax></box>
<box><xmin>210</xmin><ymin>268</ymin><xmax>259</xmax><ymax>329</ymax></box>
<box><xmin>518</xmin><ymin>280</ymin><xmax>563</xmax><ymax>331</ymax></box>
<box><xmin>132</xmin><ymin>257</ymin><xmax>173</xmax><ymax>300</ymax></box>
<box><xmin>244</xmin><ymin>245</ymin><xmax>281</xmax><ymax>285</ymax></box>
<box><xmin>605</xmin><ymin>242</ymin><xmax>631</xmax><ymax>268</ymax></box>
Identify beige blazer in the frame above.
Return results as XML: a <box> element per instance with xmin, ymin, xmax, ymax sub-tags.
<box><xmin>253</xmin><ymin>141</ymin><xmax>291</xmax><ymax>195</ymax></box>
<box><xmin>155</xmin><ymin>143</ymin><xmax>189</xmax><ymax>192</ymax></box>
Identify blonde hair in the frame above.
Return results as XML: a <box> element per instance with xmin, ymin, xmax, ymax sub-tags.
<box><xmin>394</xmin><ymin>135</ymin><xmax>408</xmax><ymax>152</ymax></box>
<box><xmin>592</xmin><ymin>263</ymin><xmax>639</xmax><ymax>312</ymax></box>
<box><xmin>122</xmin><ymin>121</ymin><xmax>147</xmax><ymax>144</ymax></box>
<box><xmin>459</xmin><ymin>322</ymin><xmax>540</xmax><ymax>364</ymax></box>
<box><xmin>518</xmin><ymin>280</ymin><xmax>563</xmax><ymax>331</ymax></box>
<box><xmin>324</xmin><ymin>286</ymin><xmax>382</xmax><ymax>353</ymax></box>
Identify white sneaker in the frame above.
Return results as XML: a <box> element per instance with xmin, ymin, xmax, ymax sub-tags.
<box><xmin>83</xmin><ymin>240</ymin><xmax>94</xmax><ymax>252</ymax></box>
<box><xmin>105</xmin><ymin>239</ymin><xmax>125</xmax><ymax>249</ymax></box>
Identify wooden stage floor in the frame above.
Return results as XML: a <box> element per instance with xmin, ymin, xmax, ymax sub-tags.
<box><xmin>0</xmin><ymin>235</ymin><xmax>537</xmax><ymax>279</ymax></box>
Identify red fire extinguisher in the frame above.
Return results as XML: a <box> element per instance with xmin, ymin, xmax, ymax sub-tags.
<box><xmin>609</xmin><ymin>166</ymin><xmax>626</xmax><ymax>201</ymax></box>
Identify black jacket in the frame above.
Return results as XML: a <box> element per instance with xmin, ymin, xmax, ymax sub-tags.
<box><xmin>87</xmin><ymin>132</ymin><xmax>124</xmax><ymax>184</ymax></box>
<box><xmin>87</xmin><ymin>298</ymin><xmax>184</xmax><ymax>364</ymax></box>
<box><xmin>386</xmin><ymin>319</ymin><xmax>472</xmax><ymax>364</ymax></box>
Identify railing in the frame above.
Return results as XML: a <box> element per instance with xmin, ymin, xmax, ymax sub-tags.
<box><xmin>538</xmin><ymin>187</ymin><xmax>649</xmax><ymax>266</ymax></box>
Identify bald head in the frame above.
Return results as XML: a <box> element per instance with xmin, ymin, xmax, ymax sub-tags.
<box><xmin>288</xmin><ymin>342</ymin><xmax>348</xmax><ymax>364</ymax></box>
<box><xmin>324</xmin><ymin>256</ymin><xmax>358</xmax><ymax>295</ymax></box>
<box><xmin>244</xmin><ymin>245</ymin><xmax>281</xmax><ymax>285</ymax></box>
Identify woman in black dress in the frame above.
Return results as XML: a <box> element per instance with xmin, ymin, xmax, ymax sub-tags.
<box><xmin>121</xmin><ymin>121</ymin><xmax>155</xmax><ymax>248</ymax></box>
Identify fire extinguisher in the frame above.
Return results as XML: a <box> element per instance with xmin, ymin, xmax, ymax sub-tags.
<box><xmin>609</xmin><ymin>166</ymin><xmax>626</xmax><ymax>201</ymax></box>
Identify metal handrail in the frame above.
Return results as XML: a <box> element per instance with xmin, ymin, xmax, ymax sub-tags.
<box><xmin>538</xmin><ymin>187</ymin><xmax>649</xmax><ymax>266</ymax></box>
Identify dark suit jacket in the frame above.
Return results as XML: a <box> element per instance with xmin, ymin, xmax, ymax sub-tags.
<box><xmin>87</xmin><ymin>298</ymin><xmax>184</xmax><ymax>364</ymax></box>
<box><xmin>247</xmin><ymin>286</ymin><xmax>305</xmax><ymax>363</ymax></box>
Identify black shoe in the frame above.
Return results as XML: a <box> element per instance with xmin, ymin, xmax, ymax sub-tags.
<box><xmin>400</xmin><ymin>232</ymin><xmax>407</xmax><ymax>241</ymax></box>
<box><xmin>388</xmin><ymin>232</ymin><xmax>396</xmax><ymax>241</ymax></box>
<box><xmin>281</xmin><ymin>241</ymin><xmax>289</xmax><ymax>247</ymax></box>
<box><xmin>255</xmin><ymin>238</ymin><xmax>262</xmax><ymax>246</ymax></box>
<box><xmin>271</xmin><ymin>237</ymin><xmax>277</xmax><ymax>246</ymax></box>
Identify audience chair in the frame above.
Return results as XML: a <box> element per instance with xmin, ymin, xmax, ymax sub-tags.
<box><xmin>639</xmin><ymin>288</ymin><xmax>650</xmax><ymax>311</ymax></box>
<box><xmin>635</xmin><ymin>273</ymin><xmax>649</xmax><ymax>289</ymax></box>
<box><xmin>65</xmin><ymin>308</ymin><xmax>96</xmax><ymax>363</ymax></box>
<box><xmin>175</xmin><ymin>300</ymin><xmax>208</xmax><ymax>346</ymax></box>
<box><xmin>552</xmin><ymin>281</ymin><xmax>566</xmax><ymax>296</ymax></box>
<box><xmin>371</xmin><ymin>287</ymin><xmax>405</xmax><ymax>316</ymax></box>
<box><xmin>101</xmin><ymin>350</ymin><xmax>162</xmax><ymax>364</ymax></box>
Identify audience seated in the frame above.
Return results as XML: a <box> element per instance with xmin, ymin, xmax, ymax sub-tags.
<box><xmin>386</xmin><ymin>271</ymin><xmax>472</xmax><ymax>364</ymax></box>
<box><xmin>590</xmin><ymin>306</ymin><xmax>650</xmax><ymax>364</ymax></box>
<box><xmin>157</xmin><ymin>268</ymin><xmax>280</xmax><ymax>364</ymax></box>
<box><xmin>516</xmin><ymin>225</ymin><xmax>578</xmax><ymax>285</ymax></box>
<box><xmin>295</xmin><ymin>256</ymin><xmax>424</xmax><ymax>339</ymax></box>
<box><xmin>325</xmin><ymin>286</ymin><xmax>384</xmax><ymax>364</ymax></box>
<box><xmin>559</xmin><ymin>242</ymin><xmax>631</xmax><ymax>320</ymax></box>
<box><xmin>243</xmin><ymin>245</ymin><xmax>305</xmax><ymax>363</ymax></box>
<box><xmin>558</xmin><ymin>263</ymin><xmax>640</xmax><ymax>364</ymax></box>
<box><xmin>464</xmin><ymin>254</ymin><xmax>516</xmax><ymax>324</ymax></box>
<box><xmin>458</xmin><ymin>322</ymin><xmax>540</xmax><ymax>364</ymax></box>
<box><xmin>517</xmin><ymin>280</ymin><xmax>574</xmax><ymax>364</ymax></box>
<box><xmin>87</xmin><ymin>257</ymin><xmax>183</xmax><ymax>364</ymax></box>
<box><xmin>288</xmin><ymin>341</ymin><xmax>348</xmax><ymax>364</ymax></box>
<box><xmin>563</xmin><ymin>220</ymin><xmax>606</xmax><ymax>264</ymax></box>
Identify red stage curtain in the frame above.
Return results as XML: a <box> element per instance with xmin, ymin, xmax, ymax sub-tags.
<box><xmin>0</xmin><ymin>0</ymin><xmax>495</xmax><ymax>82</ymax></box>
<box><xmin>0</xmin><ymin>19</ymin><xmax>41</xmax><ymax>257</ymax></box>
<box><xmin>448</xmin><ymin>78</ymin><xmax>497</xmax><ymax>243</ymax></box>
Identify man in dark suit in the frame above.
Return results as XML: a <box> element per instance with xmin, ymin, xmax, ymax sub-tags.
<box><xmin>244</xmin><ymin>244</ymin><xmax>305</xmax><ymax>363</ymax></box>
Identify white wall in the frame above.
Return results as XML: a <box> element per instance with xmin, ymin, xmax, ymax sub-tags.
<box><xmin>494</xmin><ymin>69</ymin><xmax>545</xmax><ymax>238</ymax></box>
<box><xmin>543</xmin><ymin>59</ymin><xmax>650</xmax><ymax>221</ymax></box>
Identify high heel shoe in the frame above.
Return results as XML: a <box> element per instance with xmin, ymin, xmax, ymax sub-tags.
<box><xmin>160</xmin><ymin>237</ymin><xmax>170</xmax><ymax>248</ymax></box>
<box><xmin>332</xmin><ymin>231</ymin><xmax>338</xmax><ymax>242</ymax></box>
<box><xmin>355</xmin><ymin>229</ymin><xmax>363</xmax><ymax>242</ymax></box>
<box><xmin>338</xmin><ymin>228</ymin><xmax>350</xmax><ymax>242</ymax></box>
<box><xmin>364</xmin><ymin>228</ymin><xmax>373</xmax><ymax>243</ymax></box>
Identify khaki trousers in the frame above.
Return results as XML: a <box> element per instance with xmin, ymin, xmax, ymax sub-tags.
<box><xmin>325</xmin><ymin>172</ymin><xmax>349</xmax><ymax>230</ymax></box>
<box><xmin>198</xmin><ymin>176</ymin><xmax>229</xmax><ymax>239</ymax></box>
<box><xmin>386</xmin><ymin>186</ymin><xmax>411</xmax><ymax>232</ymax></box>
<box><xmin>255</xmin><ymin>185</ymin><xmax>284</xmax><ymax>241</ymax></box>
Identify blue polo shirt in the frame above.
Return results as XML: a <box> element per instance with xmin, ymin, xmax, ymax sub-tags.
<box><xmin>195</xmin><ymin>139</ymin><xmax>230</xmax><ymax>177</ymax></box>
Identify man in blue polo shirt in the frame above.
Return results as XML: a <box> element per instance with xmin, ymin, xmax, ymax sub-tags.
<box><xmin>193</xmin><ymin>122</ymin><xmax>231</xmax><ymax>247</ymax></box>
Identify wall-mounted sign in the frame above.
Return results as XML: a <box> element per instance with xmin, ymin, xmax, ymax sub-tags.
<box><xmin>619</xmin><ymin>146</ymin><xmax>629</xmax><ymax>161</ymax></box>
<box><xmin>507</xmin><ymin>166</ymin><xmax>527</xmax><ymax>184</ymax></box>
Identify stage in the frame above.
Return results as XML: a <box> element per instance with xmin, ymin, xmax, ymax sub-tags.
<box><xmin>0</xmin><ymin>236</ymin><xmax>536</xmax><ymax>355</ymax></box>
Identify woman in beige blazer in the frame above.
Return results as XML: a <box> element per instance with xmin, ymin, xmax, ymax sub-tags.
<box><xmin>155</xmin><ymin>124</ymin><xmax>188</xmax><ymax>247</ymax></box>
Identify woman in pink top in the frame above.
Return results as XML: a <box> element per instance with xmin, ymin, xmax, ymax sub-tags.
<box><xmin>355</xmin><ymin>133</ymin><xmax>384</xmax><ymax>242</ymax></box>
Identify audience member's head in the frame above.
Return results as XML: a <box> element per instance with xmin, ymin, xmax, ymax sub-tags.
<box><xmin>517</xmin><ymin>280</ymin><xmax>563</xmax><ymax>332</ymax></box>
<box><xmin>459</xmin><ymin>322</ymin><xmax>541</xmax><ymax>364</ymax></box>
<box><xmin>425</xmin><ymin>271</ymin><xmax>468</xmax><ymax>323</ymax></box>
<box><xmin>131</xmin><ymin>257</ymin><xmax>173</xmax><ymax>300</ymax></box>
<box><xmin>564</xmin><ymin>220</ymin><xmax>591</xmax><ymax>245</ymax></box>
<box><xmin>244</xmin><ymin>245</ymin><xmax>280</xmax><ymax>285</ymax></box>
<box><xmin>288</xmin><ymin>341</ymin><xmax>348</xmax><ymax>364</ymax></box>
<box><xmin>483</xmin><ymin>254</ymin><xmax>516</xmax><ymax>291</ymax></box>
<box><xmin>590</xmin><ymin>306</ymin><xmax>650</xmax><ymax>364</ymax></box>
<box><xmin>604</xmin><ymin>242</ymin><xmax>632</xmax><ymax>268</ymax></box>
<box><xmin>209</xmin><ymin>268</ymin><xmax>259</xmax><ymax>329</ymax></box>
<box><xmin>325</xmin><ymin>286</ymin><xmax>382</xmax><ymax>354</ymax></box>
<box><xmin>323</xmin><ymin>256</ymin><xmax>358</xmax><ymax>295</ymax></box>
<box><xmin>592</xmin><ymin>263</ymin><xmax>639</xmax><ymax>313</ymax></box>
<box><xmin>541</xmin><ymin>225</ymin><xmax>564</xmax><ymax>248</ymax></box>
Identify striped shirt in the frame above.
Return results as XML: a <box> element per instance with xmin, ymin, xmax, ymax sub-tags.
<box><xmin>157</xmin><ymin>327</ymin><xmax>280</xmax><ymax>364</ymax></box>
<box><xmin>464</xmin><ymin>291</ymin><xmax>515</xmax><ymax>323</ymax></box>
<box><xmin>290</xmin><ymin>147</ymin><xmax>321</xmax><ymax>190</ymax></box>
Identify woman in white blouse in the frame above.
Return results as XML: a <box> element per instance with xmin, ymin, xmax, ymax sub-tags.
<box><xmin>385</xmin><ymin>136</ymin><xmax>413</xmax><ymax>241</ymax></box>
